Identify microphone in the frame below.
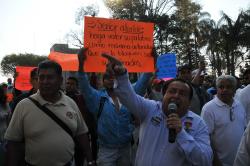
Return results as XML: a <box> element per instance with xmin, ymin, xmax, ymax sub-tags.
<box><xmin>168</xmin><ymin>102</ymin><xmax>177</xmax><ymax>143</ymax></box>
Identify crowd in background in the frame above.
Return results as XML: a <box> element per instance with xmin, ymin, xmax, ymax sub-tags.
<box><xmin>0</xmin><ymin>51</ymin><xmax>250</xmax><ymax>166</ymax></box>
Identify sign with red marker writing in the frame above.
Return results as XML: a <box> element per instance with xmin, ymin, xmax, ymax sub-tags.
<box><xmin>84</xmin><ymin>16</ymin><xmax>155</xmax><ymax>72</ymax></box>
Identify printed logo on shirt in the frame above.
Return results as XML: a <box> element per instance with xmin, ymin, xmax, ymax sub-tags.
<box><xmin>151</xmin><ymin>116</ymin><xmax>162</xmax><ymax>126</ymax></box>
<box><xmin>184</xmin><ymin>117</ymin><xmax>193</xmax><ymax>132</ymax></box>
<box><xmin>66</xmin><ymin>112</ymin><xmax>73</xmax><ymax>119</ymax></box>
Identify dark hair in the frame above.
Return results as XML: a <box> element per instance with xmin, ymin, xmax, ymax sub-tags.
<box><xmin>38</xmin><ymin>60</ymin><xmax>62</xmax><ymax>76</ymax></box>
<box><xmin>30</xmin><ymin>67</ymin><xmax>38</xmax><ymax>79</ymax></box>
<box><xmin>67</xmin><ymin>76</ymin><xmax>78</xmax><ymax>86</ymax></box>
<box><xmin>178</xmin><ymin>64</ymin><xmax>192</xmax><ymax>73</ymax></box>
<box><xmin>162</xmin><ymin>78</ymin><xmax>193</xmax><ymax>100</ymax></box>
<box><xmin>0</xmin><ymin>83</ymin><xmax>7</xmax><ymax>88</ymax></box>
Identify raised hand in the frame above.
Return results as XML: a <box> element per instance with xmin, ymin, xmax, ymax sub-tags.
<box><xmin>101</xmin><ymin>53</ymin><xmax>127</xmax><ymax>76</ymax></box>
<box><xmin>78</xmin><ymin>48</ymin><xmax>88</xmax><ymax>72</ymax></box>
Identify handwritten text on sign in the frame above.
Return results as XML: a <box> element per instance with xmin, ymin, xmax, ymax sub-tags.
<box><xmin>156</xmin><ymin>53</ymin><xmax>176</xmax><ymax>79</ymax></box>
<box><xmin>84</xmin><ymin>16</ymin><xmax>154</xmax><ymax>72</ymax></box>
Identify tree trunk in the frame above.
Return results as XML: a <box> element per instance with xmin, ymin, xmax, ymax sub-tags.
<box><xmin>230</xmin><ymin>52</ymin><xmax>235</xmax><ymax>76</ymax></box>
<box><xmin>216</xmin><ymin>52</ymin><xmax>222</xmax><ymax>76</ymax></box>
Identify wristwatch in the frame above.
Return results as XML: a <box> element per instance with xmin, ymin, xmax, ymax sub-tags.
<box><xmin>87</xmin><ymin>161</ymin><xmax>95</xmax><ymax>165</ymax></box>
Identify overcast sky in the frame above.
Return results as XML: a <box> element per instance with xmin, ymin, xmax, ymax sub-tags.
<box><xmin>0</xmin><ymin>0</ymin><xmax>249</xmax><ymax>83</ymax></box>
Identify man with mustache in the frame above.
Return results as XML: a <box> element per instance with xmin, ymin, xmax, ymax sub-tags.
<box><xmin>5</xmin><ymin>60</ymin><xmax>94</xmax><ymax>166</ymax></box>
<box><xmin>101</xmin><ymin>53</ymin><xmax>213</xmax><ymax>166</ymax></box>
<box><xmin>201</xmin><ymin>75</ymin><xmax>246</xmax><ymax>166</ymax></box>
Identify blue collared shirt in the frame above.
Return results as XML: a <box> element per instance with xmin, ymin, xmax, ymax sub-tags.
<box><xmin>77</xmin><ymin>72</ymin><xmax>152</xmax><ymax>148</ymax></box>
<box><xmin>115</xmin><ymin>73</ymin><xmax>213</xmax><ymax>166</ymax></box>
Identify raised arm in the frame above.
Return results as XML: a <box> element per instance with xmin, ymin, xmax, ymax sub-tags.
<box><xmin>133</xmin><ymin>73</ymin><xmax>153</xmax><ymax>96</ymax></box>
<box><xmin>192</xmin><ymin>61</ymin><xmax>205</xmax><ymax>85</ymax></box>
<box><xmin>101</xmin><ymin>53</ymin><xmax>157</xmax><ymax>121</ymax></box>
<box><xmin>77</xmin><ymin>48</ymin><xmax>102</xmax><ymax>114</ymax></box>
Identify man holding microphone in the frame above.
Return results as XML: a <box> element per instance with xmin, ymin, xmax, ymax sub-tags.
<box><xmin>101</xmin><ymin>53</ymin><xmax>213</xmax><ymax>166</ymax></box>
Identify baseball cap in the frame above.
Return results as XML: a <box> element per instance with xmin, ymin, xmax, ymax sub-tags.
<box><xmin>152</xmin><ymin>79</ymin><xmax>162</xmax><ymax>85</ymax></box>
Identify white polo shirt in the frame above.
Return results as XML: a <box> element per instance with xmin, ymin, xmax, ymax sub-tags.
<box><xmin>5</xmin><ymin>91</ymin><xmax>88</xmax><ymax>166</ymax></box>
<box><xmin>234</xmin><ymin>122</ymin><xmax>250</xmax><ymax>166</ymax></box>
<box><xmin>201</xmin><ymin>96</ymin><xmax>246</xmax><ymax>166</ymax></box>
<box><xmin>239</xmin><ymin>84</ymin><xmax>250</xmax><ymax>123</ymax></box>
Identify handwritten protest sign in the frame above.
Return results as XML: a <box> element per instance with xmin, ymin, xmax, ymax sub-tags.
<box><xmin>49</xmin><ymin>51</ymin><xmax>78</xmax><ymax>71</ymax></box>
<box><xmin>15</xmin><ymin>66</ymin><xmax>36</xmax><ymax>91</ymax></box>
<box><xmin>84</xmin><ymin>16</ymin><xmax>155</xmax><ymax>72</ymax></box>
<box><xmin>156</xmin><ymin>53</ymin><xmax>176</xmax><ymax>79</ymax></box>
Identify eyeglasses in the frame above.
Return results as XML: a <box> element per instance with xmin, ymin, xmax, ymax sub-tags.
<box><xmin>229</xmin><ymin>107</ymin><xmax>235</xmax><ymax>121</ymax></box>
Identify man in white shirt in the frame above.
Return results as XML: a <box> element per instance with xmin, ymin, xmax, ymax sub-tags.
<box><xmin>239</xmin><ymin>84</ymin><xmax>250</xmax><ymax>123</ymax></box>
<box><xmin>201</xmin><ymin>75</ymin><xmax>246</xmax><ymax>166</ymax></box>
<box><xmin>5</xmin><ymin>60</ymin><xmax>95</xmax><ymax>166</ymax></box>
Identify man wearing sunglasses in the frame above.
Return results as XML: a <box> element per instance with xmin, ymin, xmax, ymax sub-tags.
<box><xmin>201</xmin><ymin>75</ymin><xmax>246</xmax><ymax>166</ymax></box>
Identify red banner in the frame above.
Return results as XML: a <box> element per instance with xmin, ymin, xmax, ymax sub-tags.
<box><xmin>48</xmin><ymin>51</ymin><xmax>78</xmax><ymax>71</ymax></box>
<box><xmin>15</xmin><ymin>66</ymin><xmax>36</xmax><ymax>91</ymax></box>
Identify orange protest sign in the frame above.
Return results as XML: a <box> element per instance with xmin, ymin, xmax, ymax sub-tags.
<box><xmin>15</xmin><ymin>66</ymin><xmax>36</xmax><ymax>91</ymax></box>
<box><xmin>84</xmin><ymin>16</ymin><xmax>155</xmax><ymax>72</ymax></box>
<box><xmin>48</xmin><ymin>51</ymin><xmax>78</xmax><ymax>71</ymax></box>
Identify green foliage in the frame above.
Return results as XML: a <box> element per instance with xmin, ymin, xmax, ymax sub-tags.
<box><xmin>0</xmin><ymin>53</ymin><xmax>47</xmax><ymax>76</ymax></box>
<box><xmin>104</xmin><ymin>0</ymin><xmax>176</xmax><ymax>55</ymax></box>
<box><xmin>77</xmin><ymin>1</ymin><xmax>250</xmax><ymax>76</ymax></box>
<box><xmin>216</xmin><ymin>10</ymin><xmax>250</xmax><ymax>75</ymax></box>
<box><xmin>104</xmin><ymin>0</ymin><xmax>205</xmax><ymax>67</ymax></box>
<box><xmin>65</xmin><ymin>4</ymin><xmax>100</xmax><ymax>48</ymax></box>
<box><xmin>75</xmin><ymin>5</ymin><xmax>100</xmax><ymax>25</ymax></box>
<box><xmin>170</xmin><ymin>0</ymin><xmax>204</xmax><ymax>67</ymax></box>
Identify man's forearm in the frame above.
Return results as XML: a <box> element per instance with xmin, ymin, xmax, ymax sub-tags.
<box><xmin>5</xmin><ymin>141</ymin><xmax>25</xmax><ymax>166</ymax></box>
<box><xmin>75</xmin><ymin>134</ymin><xmax>94</xmax><ymax>162</ymax></box>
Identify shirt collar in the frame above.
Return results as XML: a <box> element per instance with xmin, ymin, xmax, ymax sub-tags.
<box><xmin>214</xmin><ymin>95</ymin><xmax>237</xmax><ymax>108</ymax></box>
<box><xmin>35</xmin><ymin>90</ymin><xmax>66</xmax><ymax>106</ymax></box>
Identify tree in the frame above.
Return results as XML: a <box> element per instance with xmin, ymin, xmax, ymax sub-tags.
<box><xmin>1</xmin><ymin>53</ymin><xmax>47</xmax><ymax>76</ymax></box>
<box><xmin>104</xmin><ymin>0</ymin><xmax>175</xmax><ymax>56</ymax></box>
<box><xmin>104</xmin><ymin>0</ymin><xmax>174</xmax><ymax>20</ymax></box>
<box><xmin>170</xmin><ymin>0</ymin><xmax>204</xmax><ymax>66</ymax></box>
<box><xmin>65</xmin><ymin>4</ymin><xmax>100</xmax><ymax>48</ymax></box>
<box><xmin>218</xmin><ymin>10</ymin><xmax>250</xmax><ymax>75</ymax></box>
<box><xmin>205</xmin><ymin>19</ymin><xmax>225</xmax><ymax>76</ymax></box>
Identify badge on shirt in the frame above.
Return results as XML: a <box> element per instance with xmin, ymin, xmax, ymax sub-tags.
<box><xmin>151</xmin><ymin>116</ymin><xmax>162</xmax><ymax>126</ymax></box>
<box><xmin>66</xmin><ymin>112</ymin><xmax>73</xmax><ymax>119</ymax></box>
<box><xmin>184</xmin><ymin>117</ymin><xmax>193</xmax><ymax>132</ymax></box>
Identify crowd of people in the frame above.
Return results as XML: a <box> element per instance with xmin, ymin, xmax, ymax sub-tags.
<box><xmin>0</xmin><ymin>48</ymin><xmax>250</xmax><ymax>166</ymax></box>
